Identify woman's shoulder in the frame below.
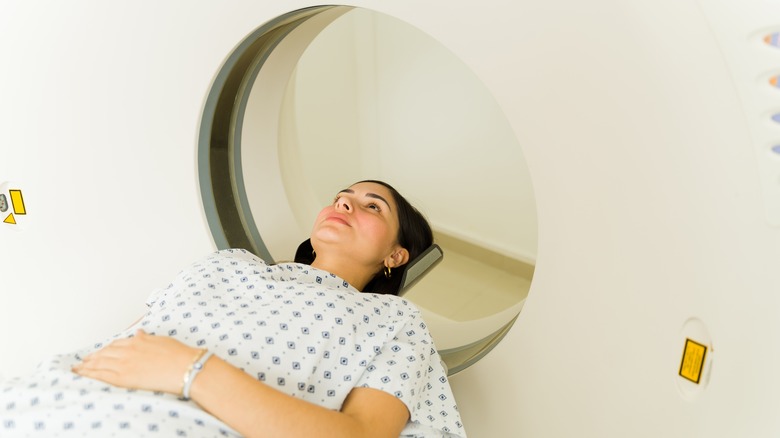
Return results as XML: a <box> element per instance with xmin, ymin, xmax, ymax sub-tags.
<box><xmin>362</xmin><ymin>292</ymin><xmax>425</xmax><ymax>324</ymax></box>
<box><xmin>205</xmin><ymin>248</ymin><xmax>267</xmax><ymax>265</ymax></box>
<box><xmin>174</xmin><ymin>248</ymin><xmax>271</xmax><ymax>277</ymax></box>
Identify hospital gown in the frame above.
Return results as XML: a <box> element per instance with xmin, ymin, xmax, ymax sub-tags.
<box><xmin>0</xmin><ymin>249</ymin><xmax>467</xmax><ymax>437</ymax></box>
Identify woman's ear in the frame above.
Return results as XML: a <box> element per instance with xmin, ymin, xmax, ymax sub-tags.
<box><xmin>386</xmin><ymin>247</ymin><xmax>410</xmax><ymax>269</ymax></box>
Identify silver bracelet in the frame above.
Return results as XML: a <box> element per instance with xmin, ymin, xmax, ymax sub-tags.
<box><xmin>179</xmin><ymin>349</ymin><xmax>213</xmax><ymax>401</ymax></box>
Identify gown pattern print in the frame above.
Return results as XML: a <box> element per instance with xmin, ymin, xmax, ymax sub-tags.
<box><xmin>0</xmin><ymin>249</ymin><xmax>466</xmax><ymax>438</ymax></box>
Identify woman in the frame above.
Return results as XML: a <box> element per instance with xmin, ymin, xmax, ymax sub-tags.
<box><xmin>0</xmin><ymin>180</ymin><xmax>466</xmax><ymax>438</ymax></box>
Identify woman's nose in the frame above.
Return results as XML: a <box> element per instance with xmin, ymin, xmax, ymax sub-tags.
<box><xmin>335</xmin><ymin>197</ymin><xmax>351</xmax><ymax>212</ymax></box>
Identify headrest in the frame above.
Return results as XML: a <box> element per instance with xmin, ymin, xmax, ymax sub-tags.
<box><xmin>398</xmin><ymin>244</ymin><xmax>444</xmax><ymax>296</ymax></box>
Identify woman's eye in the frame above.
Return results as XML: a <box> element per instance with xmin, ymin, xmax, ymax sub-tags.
<box><xmin>367</xmin><ymin>203</ymin><xmax>381</xmax><ymax>212</ymax></box>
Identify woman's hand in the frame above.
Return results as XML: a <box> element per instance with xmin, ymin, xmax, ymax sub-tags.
<box><xmin>72</xmin><ymin>329</ymin><xmax>199</xmax><ymax>396</ymax></box>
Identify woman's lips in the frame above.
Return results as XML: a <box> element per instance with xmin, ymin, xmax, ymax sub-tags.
<box><xmin>325</xmin><ymin>215</ymin><xmax>350</xmax><ymax>226</ymax></box>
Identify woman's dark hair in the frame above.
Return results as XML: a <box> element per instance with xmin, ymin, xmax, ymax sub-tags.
<box><xmin>294</xmin><ymin>180</ymin><xmax>433</xmax><ymax>295</ymax></box>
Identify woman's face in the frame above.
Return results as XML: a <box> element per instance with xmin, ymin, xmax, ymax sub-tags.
<box><xmin>310</xmin><ymin>182</ymin><xmax>403</xmax><ymax>270</ymax></box>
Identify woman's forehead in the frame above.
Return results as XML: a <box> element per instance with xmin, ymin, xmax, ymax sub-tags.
<box><xmin>348</xmin><ymin>182</ymin><xmax>391</xmax><ymax>196</ymax></box>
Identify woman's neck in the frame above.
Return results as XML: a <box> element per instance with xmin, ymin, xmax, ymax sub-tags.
<box><xmin>310</xmin><ymin>256</ymin><xmax>376</xmax><ymax>292</ymax></box>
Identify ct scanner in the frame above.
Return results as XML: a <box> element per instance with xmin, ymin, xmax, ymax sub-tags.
<box><xmin>2</xmin><ymin>0</ymin><xmax>780</xmax><ymax>436</ymax></box>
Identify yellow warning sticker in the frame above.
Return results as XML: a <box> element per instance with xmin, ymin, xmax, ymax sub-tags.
<box><xmin>679</xmin><ymin>338</ymin><xmax>707</xmax><ymax>384</ymax></box>
<box><xmin>1</xmin><ymin>184</ymin><xmax>27</xmax><ymax>228</ymax></box>
<box><xmin>9</xmin><ymin>189</ymin><xmax>26</xmax><ymax>215</ymax></box>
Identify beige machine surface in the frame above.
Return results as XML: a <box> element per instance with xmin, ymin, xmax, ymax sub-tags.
<box><xmin>2</xmin><ymin>1</ymin><xmax>780</xmax><ymax>436</ymax></box>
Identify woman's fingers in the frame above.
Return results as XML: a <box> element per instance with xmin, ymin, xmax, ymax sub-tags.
<box><xmin>82</xmin><ymin>329</ymin><xmax>152</xmax><ymax>361</ymax></box>
<box><xmin>71</xmin><ymin>330</ymin><xmax>198</xmax><ymax>395</ymax></box>
<box><xmin>73</xmin><ymin>367</ymin><xmax>120</xmax><ymax>383</ymax></box>
<box><xmin>72</xmin><ymin>354</ymin><xmax>124</xmax><ymax>385</ymax></box>
<box><xmin>80</xmin><ymin>342</ymin><xmax>132</xmax><ymax>364</ymax></box>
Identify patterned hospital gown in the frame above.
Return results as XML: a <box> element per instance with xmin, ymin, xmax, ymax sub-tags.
<box><xmin>0</xmin><ymin>249</ymin><xmax>466</xmax><ymax>437</ymax></box>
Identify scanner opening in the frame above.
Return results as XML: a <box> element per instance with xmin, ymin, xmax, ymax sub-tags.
<box><xmin>197</xmin><ymin>5</ymin><xmax>538</xmax><ymax>375</ymax></box>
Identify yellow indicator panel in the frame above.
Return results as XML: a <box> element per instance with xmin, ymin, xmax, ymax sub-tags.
<box><xmin>9</xmin><ymin>189</ymin><xmax>26</xmax><ymax>215</ymax></box>
<box><xmin>679</xmin><ymin>338</ymin><xmax>707</xmax><ymax>384</ymax></box>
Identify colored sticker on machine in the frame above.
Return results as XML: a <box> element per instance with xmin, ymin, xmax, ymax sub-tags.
<box><xmin>0</xmin><ymin>184</ymin><xmax>26</xmax><ymax>227</ymax></box>
<box><xmin>9</xmin><ymin>190</ymin><xmax>26</xmax><ymax>215</ymax></box>
<box><xmin>764</xmin><ymin>32</ymin><xmax>780</xmax><ymax>48</ymax></box>
<box><xmin>679</xmin><ymin>338</ymin><xmax>707</xmax><ymax>384</ymax></box>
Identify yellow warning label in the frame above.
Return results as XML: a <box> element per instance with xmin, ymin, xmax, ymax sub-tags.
<box><xmin>679</xmin><ymin>338</ymin><xmax>707</xmax><ymax>384</ymax></box>
<box><xmin>9</xmin><ymin>190</ymin><xmax>26</xmax><ymax>215</ymax></box>
<box><xmin>3</xmin><ymin>213</ymin><xmax>16</xmax><ymax>224</ymax></box>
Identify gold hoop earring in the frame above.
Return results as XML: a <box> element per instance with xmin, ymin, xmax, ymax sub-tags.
<box><xmin>383</xmin><ymin>266</ymin><xmax>392</xmax><ymax>279</ymax></box>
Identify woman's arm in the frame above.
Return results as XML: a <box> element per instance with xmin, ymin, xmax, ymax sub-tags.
<box><xmin>191</xmin><ymin>353</ymin><xmax>408</xmax><ymax>438</ymax></box>
<box><xmin>72</xmin><ymin>330</ymin><xmax>409</xmax><ymax>438</ymax></box>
